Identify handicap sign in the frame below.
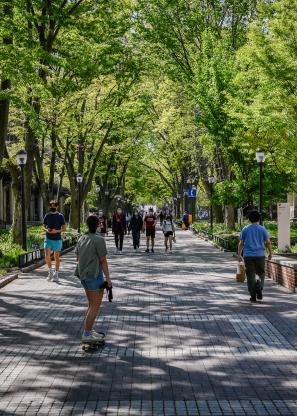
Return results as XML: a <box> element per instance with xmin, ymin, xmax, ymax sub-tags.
<box><xmin>187</xmin><ymin>187</ymin><xmax>197</xmax><ymax>198</ymax></box>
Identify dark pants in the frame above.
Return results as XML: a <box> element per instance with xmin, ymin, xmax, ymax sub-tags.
<box><xmin>132</xmin><ymin>230</ymin><xmax>140</xmax><ymax>249</ymax></box>
<box><xmin>244</xmin><ymin>256</ymin><xmax>265</xmax><ymax>295</ymax></box>
<box><xmin>115</xmin><ymin>233</ymin><xmax>124</xmax><ymax>251</ymax></box>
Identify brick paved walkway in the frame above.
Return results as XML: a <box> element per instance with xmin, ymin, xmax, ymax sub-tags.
<box><xmin>1</xmin><ymin>230</ymin><xmax>297</xmax><ymax>415</ymax></box>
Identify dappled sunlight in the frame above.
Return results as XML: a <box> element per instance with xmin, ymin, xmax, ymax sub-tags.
<box><xmin>1</xmin><ymin>229</ymin><xmax>297</xmax><ymax>413</ymax></box>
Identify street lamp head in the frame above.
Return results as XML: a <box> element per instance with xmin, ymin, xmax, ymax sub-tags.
<box><xmin>256</xmin><ymin>149</ymin><xmax>265</xmax><ymax>164</ymax></box>
<box><xmin>208</xmin><ymin>175</ymin><xmax>215</xmax><ymax>184</ymax></box>
<box><xmin>16</xmin><ymin>149</ymin><xmax>27</xmax><ymax>166</ymax></box>
<box><xmin>76</xmin><ymin>173</ymin><xmax>83</xmax><ymax>183</ymax></box>
<box><xmin>105</xmin><ymin>191</ymin><xmax>109</xmax><ymax>196</ymax></box>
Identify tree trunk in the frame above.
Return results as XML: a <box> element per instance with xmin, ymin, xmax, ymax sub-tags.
<box><xmin>7</xmin><ymin>163</ymin><xmax>22</xmax><ymax>245</ymax></box>
<box><xmin>224</xmin><ymin>205</ymin><xmax>235</xmax><ymax>229</ymax></box>
<box><xmin>213</xmin><ymin>205</ymin><xmax>224</xmax><ymax>223</ymax></box>
<box><xmin>69</xmin><ymin>190</ymin><xmax>79</xmax><ymax>229</ymax></box>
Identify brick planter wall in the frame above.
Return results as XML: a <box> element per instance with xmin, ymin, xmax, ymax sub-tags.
<box><xmin>265</xmin><ymin>257</ymin><xmax>297</xmax><ymax>293</ymax></box>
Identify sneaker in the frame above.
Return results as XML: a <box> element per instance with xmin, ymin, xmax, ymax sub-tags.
<box><xmin>165</xmin><ymin>248</ymin><xmax>168</xmax><ymax>253</ymax></box>
<box><xmin>91</xmin><ymin>330</ymin><xmax>105</xmax><ymax>341</ymax></box>
<box><xmin>169</xmin><ymin>250</ymin><xmax>172</xmax><ymax>254</ymax></box>
<box><xmin>250</xmin><ymin>294</ymin><xmax>257</xmax><ymax>303</ymax></box>
<box><xmin>151</xmin><ymin>248</ymin><xmax>154</xmax><ymax>253</ymax></box>
<box><xmin>81</xmin><ymin>333</ymin><xmax>103</xmax><ymax>344</ymax></box>
<box><xmin>47</xmin><ymin>269</ymin><xmax>54</xmax><ymax>281</ymax></box>
<box><xmin>53</xmin><ymin>271</ymin><xmax>59</xmax><ymax>283</ymax></box>
<box><xmin>145</xmin><ymin>249</ymin><xmax>149</xmax><ymax>253</ymax></box>
<box><xmin>119</xmin><ymin>250</ymin><xmax>122</xmax><ymax>255</ymax></box>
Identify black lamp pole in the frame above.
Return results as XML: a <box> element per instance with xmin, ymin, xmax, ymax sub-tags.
<box><xmin>20</xmin><ymin>164</ymin><xmax>27</xmax><ymax>251</ymax></box>
<box><xmin>208</xmin><ymin>175</ymin><xmax>214</xmax><ymax>236</ymax></box>
<box><xmin>76</xmin><ymin>173</ymin><xmax>83</xmax><ymax>233</ymax></box>
<box><xmin>256</xmin><ymin>150</ymin><xmax>265</xmax><ymax>226</ymax></box>
<box><xmin>16</xmin><ymin>150</ymin><xmax>27</xmax><ymax>251</ymax></box>
<box><xmin>78</xmin><ymin>183</ymin><xmax>81</xmax><ymax>233</ymax></box>
<box><xmin>259</xmin><ymin>162</ymin><xmax>263</xmax><ymax>225</ymax></box>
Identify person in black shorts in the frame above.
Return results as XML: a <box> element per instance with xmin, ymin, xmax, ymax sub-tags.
<box><xmin>43</xmin><ymin>200</ymin><xmax>66</xmax><ymax>282</ymax></box>
<box><xmin>162</xmin><ymin>215</ymin><xmax>175</xmax><ymax>253</ymax></box>
<box><xmin>143</xmin><ymin>208</ymin><xmax>157</xmax><ymax>253</ymax></box>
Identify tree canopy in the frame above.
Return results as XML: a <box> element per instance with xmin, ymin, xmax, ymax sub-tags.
<box><xmin>0</xmin><ymin>0</ymin><xmax>296</xmax><ymax>242</ymax></box>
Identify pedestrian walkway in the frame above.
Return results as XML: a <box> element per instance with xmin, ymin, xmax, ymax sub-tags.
<box><xmin>1</xmin><ymin>230</ymin><xmax>297</xmax><ymax>415</ymax></box>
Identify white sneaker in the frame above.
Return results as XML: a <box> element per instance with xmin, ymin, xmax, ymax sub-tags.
<box><xmin>53</xmin><ymin>271</ymin><xmax>59</xmax><ymax>282</ymax></box>
<box><xmin>119</xmin><ymin>250</ymin><xmax>122</xmax><ymax>255</ymax></box>
<box><xmin>82</xmin><ymin>332</ymin><xmax>104</xmax><ymax>343</ymax></box>
<box><xmin>91</xmin><ymin>330</ymin><xmax>105</xmax><ymax>342</ymax></box>
<box><xmin>47</xmin><ymin>269</ymin><xmax>54</xmax><ymax>281</ymax></box>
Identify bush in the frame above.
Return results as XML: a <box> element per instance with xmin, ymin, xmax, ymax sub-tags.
<box><xmin>0</xmin><ymin>231</ymin><xmax>24</xmax><ymax>268</ymax></box>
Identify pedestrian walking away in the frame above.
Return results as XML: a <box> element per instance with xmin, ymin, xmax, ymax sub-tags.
<box><xmin>98</xmin><ymin>210</ymin><xmax>108</xmax><ymax>236</ymax></box>
<box><xmin>112</xmin><ymin>208</ymin><xmax>127</xmax><ymax>254</ymax></box>
<box><xmin>43</xmin><ymin>200</ymin><xmax>66</xmax><ymax>283</ymax></box>
<box><xmin>237</xmin><ymin>210</ymin><xmax>272</xmax><ymax>302</ymax></box>
<box><xmin>143</xmin><ymin>208</ymin><xmax>157</xmax><ymax>253</ymax></box>
<box><xmin>182</xmin><ymin>211</ymin><xmax>190</xmax><ymax>230</ymax></box>
<box><xmin>159</xmin><ymin>210</ymin><xmax>164</xmax><ymax>226</ymax></box>
<box><xmin>126</xmin><ymin>212</ymin><xmax>132</xmax><ymax>234</ymax></box>
<box><xmin>162</xmin><ymin>215</ymin><xmax>175</xmax><ymax>254</ymax></box>
<box><xmin>75</xmin><ymin>215</ymin><xmax>112</xmax><ymax>344</ymax></box>
<box><xmin>128</xmin><ymin>210</ymin><xmax>143</xmax><ymax>251</ymax></box>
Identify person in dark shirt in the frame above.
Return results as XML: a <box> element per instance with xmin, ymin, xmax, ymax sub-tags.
<box><xmin>238</xmin><ymin>210</ymin><xmax>272</xmax><ymax>302</ymax></box>
<box><xmin>97</xmin><ymin>210</ymin><xmax>108</xmax><ymax>236</ymax></box>
<box><xmin>182</xmin><ymin>211</ymin><xmax>189</xmax><ymax>230</ymax></box>
<box><xmin>112</xmin><ymin>208</ymin><xmax>127</xmax><ymax>254</ymax></box>
<box><xmin>159</xmin><ymin>211</ymin><xmax>164</xmax><ymax>226</ymax></box>
<box><xmin>128</xmin><ymin>210</ymin><xmax>143</xmax><ymax>251</ymax></box>
<box><xmin>43</xmin><ymin>200</ymin><xmax>66</xmax><ymax>282</ymax></box>
<box><xmin>143</xmin><ymin>208</ymin><xmax>157</xmax><ymax>253</ymax></box>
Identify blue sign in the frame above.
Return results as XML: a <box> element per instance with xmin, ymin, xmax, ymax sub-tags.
<box><xmin>187</xmin><ymin>187</ymin><xmax>197</xmax><ymax>198</ymax></box>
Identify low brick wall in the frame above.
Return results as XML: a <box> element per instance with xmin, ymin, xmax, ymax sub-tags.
<box><xmin>266</xmin><ymin>257</ymin><xmax>297</xmax><ymax>293</ymax></box>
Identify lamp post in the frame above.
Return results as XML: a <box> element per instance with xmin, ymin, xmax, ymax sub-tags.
<box><xmin>16</xmin><ymin>150</ymin><xmax>28</xmax><ymax>251</ymax></box>
<box><xmin>104</xmin><ymin>190</ymin><xmax>109</xmax><ymax>217</ymax></box>
<box><xmin>76</xmin><ymin>173</ymin><xmax>83</xmax><ymax>233</ymax></box>
<box><xmin>256</xmin><ymin>149</ymin><xmax>265</xmax><ymax>225</ymax></box>
<box><xmin>208</xmin><ymin>175</ymin><xmax>215</xmax><ymax>236</ymax></box>
<box><xmin>96</xmin><ymin>184</ymin><xmax>100</xmax><ymax>213</ymax></box>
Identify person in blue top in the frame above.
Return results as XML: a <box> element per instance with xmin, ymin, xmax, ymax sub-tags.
<box><xmin>238</xmin><ymin>210</ymin><xmax>272</xmax><ymax>302</ymax></box>
<box><xmin>43</xmin><ymin>200</ymin><xmax>66</xmax><ymax>283</ymax></box>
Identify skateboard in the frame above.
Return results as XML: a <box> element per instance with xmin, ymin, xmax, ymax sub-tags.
<box><xmin>81</xmin><ymin>332</ymin><xmax>106</xmax><ymax>352</ymax></box>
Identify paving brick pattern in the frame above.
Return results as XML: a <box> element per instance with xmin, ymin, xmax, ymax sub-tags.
<box><xmin>1</xmin><ymin>230</ymin><xmax>297</xmax><ymax>415</ymax></box>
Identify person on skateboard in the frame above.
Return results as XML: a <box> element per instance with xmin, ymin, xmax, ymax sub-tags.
<box><xmin>75</xmin><ymin>215</ymin><xmax>112</xmax><ymax>343</ymax></box>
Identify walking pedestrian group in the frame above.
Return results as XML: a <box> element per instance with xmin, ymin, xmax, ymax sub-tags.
<box><xmin>42</xmin><ymin>198</ymin><xmax>275</xmax><ymax>348</ymax></box>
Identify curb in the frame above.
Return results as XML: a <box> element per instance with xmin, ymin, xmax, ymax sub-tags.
<box><xmin>21</xmin><ymin>246</ymin><xmax>75</xmax><ymax>273</ymax></box>
<box><xmin>0</xmin><ymin>272</ymin><xmax>19</xmax><ymax>289</ymax></box>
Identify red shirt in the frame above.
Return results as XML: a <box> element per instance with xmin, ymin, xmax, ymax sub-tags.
<box><xmin>144</xmin><ymin>215</ymin><xmax>156</xmax><ymax>230</ymax></box>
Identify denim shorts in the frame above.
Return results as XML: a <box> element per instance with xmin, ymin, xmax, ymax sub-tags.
<box><xmin>44</xmin><ymin>239</ymin><xmax>63</xmax><ymax>252</ymax></box>
<box><xmin>81</xmin><ymin>269</ymin><xmax>105</xmax><ymax>292</ymax></box>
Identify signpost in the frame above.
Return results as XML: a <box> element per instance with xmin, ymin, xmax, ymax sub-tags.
<box><xmin>187</xmin><ymin>186</ymin><xmax>197</xmax><ymax>221</ymax></box>
<box><xmin>277</xmin><ymin>203</ymin><xmax>290</xmax><ymax>251</ymax></box>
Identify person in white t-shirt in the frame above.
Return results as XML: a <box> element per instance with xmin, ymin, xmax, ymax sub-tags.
<box><xmin>162</xmin><ymin>215</ymin><xmax>175</xmax><ymax>254</ymax></box>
